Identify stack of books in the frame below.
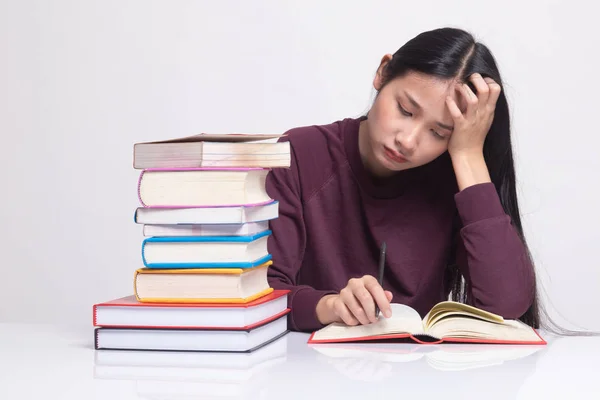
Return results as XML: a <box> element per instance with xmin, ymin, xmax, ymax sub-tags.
<box><xmin>93</xmin><ymin>132</ymin><xmax>292</xmax><ymax>353</ymax></box>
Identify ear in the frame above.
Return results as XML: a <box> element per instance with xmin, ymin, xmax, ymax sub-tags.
<box><xmin>373</xmin><ymin>54</ymin><xmax>393</xmax><ymax>91</ymax></box>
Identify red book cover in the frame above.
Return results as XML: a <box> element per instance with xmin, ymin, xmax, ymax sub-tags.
<box><xmin>93</xmin><ymin>289</ymin><xmax>290</xmax><ymax>330</ymax></box>
<box><xmin>307</xmin><ymin>330</ymin><xmax>547</xmax><ymax>345</ymax></box>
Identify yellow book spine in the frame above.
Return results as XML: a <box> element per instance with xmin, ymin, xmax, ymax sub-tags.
<box><xmin>135</xmin><ymin>260</ymin><xmax>272</xmax><ymax>275</ymax></box>
<box><xmin>135</xmin><ymin>288</ymin><xmax>274</xmax><ymax>304</ymax></box>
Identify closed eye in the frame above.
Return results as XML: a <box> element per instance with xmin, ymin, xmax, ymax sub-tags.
<box><xmin>431</xmin><ymin>129</ymin><xmax>445</xmax><ymax>140</ymax></box>
<box><xmin>398</xmin><ymin>103</ymin><xmax>412</xmax><ymax>117</ymax></box>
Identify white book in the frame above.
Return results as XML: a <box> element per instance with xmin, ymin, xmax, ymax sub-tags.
<box><xmin>134</xmin><ymin>201</ymin><xmax>278</xmax><ymax>225</ymax></box>
<box><xmin>133</xmin><ymin>132</ymin><xmax>290</xmax><ymax>169</ymax></box>
<box><xmin>137</xmin><ymin>168</ymin><xmax>272</xmax><ymax>207</ymax></box>
<box><xmin>142</xmin><ymin>221</ymin><xmax>269</xmax><ymax>237</ymax></box>
<box><xmin>93</xmin><ymin>290</ymin><xmax>289</xmax><ymax>329</ymax></box>
<box><xmin>94</xmin><ymin>314</ymin><xmax>288</xmax><ymax>352</ymax></box>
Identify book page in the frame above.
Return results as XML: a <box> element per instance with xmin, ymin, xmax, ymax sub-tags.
<box><xmin>310</xmin><ymin>303</ymin><xmax>424</xmax><ymax>342</ymax></box>
<box><xmin>423</xmin><ymin>301</ymin><xmax>504</xmax><ymax>330</ymax></box>
<box><xmin>143</xmin><ymin>133</ymin><xmax>285</xmax><ymax>144</ymax></box>
<box><xmin>427</xmin><ymin>317</ymin><xmax>544</xmax><ymax>343</ymax></box>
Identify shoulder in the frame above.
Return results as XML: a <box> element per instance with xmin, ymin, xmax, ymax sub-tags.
<box><xmin>279</xmin><ymin>118</ymin><xmax>348</xmax><ymax>160</ymax></box>
<box><xmin>269</xmin><ymin>117</ymin><xmax>357</xmax><ymax>200</ymax></box>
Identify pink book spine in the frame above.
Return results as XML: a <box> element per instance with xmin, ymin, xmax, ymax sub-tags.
<box><xmin>137</xmin><ymin>168</ymin><xmax>273</xmax><ymax>208</ymax></box>
<box><xmin>141</xmin><ymin>167</ymin><xmax>270</xmax><ymax>172</ymax></box>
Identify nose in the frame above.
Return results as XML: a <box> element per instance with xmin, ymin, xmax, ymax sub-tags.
<box><xmin>395</xmin><ymin>125</ymin><xmax>419</xmax><ymax>156</ymax></box>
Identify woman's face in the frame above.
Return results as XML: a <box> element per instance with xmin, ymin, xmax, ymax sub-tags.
<box><xmin>359</xmin><ymin>55</ymin><xmax>467</xmax><ymax>177</ymax></box>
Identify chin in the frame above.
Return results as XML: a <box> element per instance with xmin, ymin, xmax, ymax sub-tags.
<box><xmin>377</xmin><ymin>152</ymin><xmax>409</xmax><ymax>173</ymax></box>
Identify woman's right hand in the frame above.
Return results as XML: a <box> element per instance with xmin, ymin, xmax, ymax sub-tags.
<box><xmin>316</xmin><ymin>275</ymin><xmax>393</xmax><ymax>326</ymax></box>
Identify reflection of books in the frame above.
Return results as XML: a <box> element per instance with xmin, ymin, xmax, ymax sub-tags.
<box><xmin>424</xmin><ymin>345</ymin><xmax>542</xmax><ymax>371</ymax></box>
<box><xmin>309</xmin><ymin>302</ymin><xmax>546</xmax><ymax>345</ymax></box>
<box><xmin>94</xmin><ymin>332</ymin><xmax>287</xmax><ymax>382</ymax></box>
<box><xmin>94</xmin><ymin>334</ymin><xmax>286</xmax><ymax>399</ymax></box>
<box><xmin>311</xmin><ymin>342</ymin><xmax>543</xmax><ymax>372</ymax></box>
<box><xmin>135</xmin><ymin>376</ymin><xmax>269</xmax><ymax>400</ymax></box>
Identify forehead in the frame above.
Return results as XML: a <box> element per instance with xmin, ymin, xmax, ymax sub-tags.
<box><xmin>395</xmin><ymin>71</ymin><xmax>456</xmax><ymax>98</ymax></box>
<box><xmin>389</xmin><ymin>71</ymin><xmax>467</xmax><ymax>114</ymax></box>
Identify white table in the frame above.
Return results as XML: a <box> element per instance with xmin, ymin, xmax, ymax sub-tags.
<box><xmin>0</xmin><ymin>323</ymin><xmax>598</xmax><ymax>399</ymax></box>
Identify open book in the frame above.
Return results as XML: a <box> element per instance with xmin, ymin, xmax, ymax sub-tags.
<box><xmin>308</xmin><ymin>301</ymin><xmax>546</xmax><ymax>345</ymax></box>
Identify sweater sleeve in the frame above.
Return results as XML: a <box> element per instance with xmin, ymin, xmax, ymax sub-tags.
<box><xmin>264</xmin><ymin>139</ymin><xmax>337</xmax><ymax>332</ymax></box>
<box><xmin>452</xmin><ymin>182</ymin><xmax>535</xmax><ymax>319</ymax></box>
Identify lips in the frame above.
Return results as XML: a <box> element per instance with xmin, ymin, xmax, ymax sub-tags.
<box><xmin>384</xmin><ymin>147</ymin><xmax>408</xmax><ymax>163</ymax></box>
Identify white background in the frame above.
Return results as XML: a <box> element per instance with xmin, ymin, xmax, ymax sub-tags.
<box><xmin>1</xmin><ymin>0</ymin><xmax>598</xmax><ymax>331</ymax></box>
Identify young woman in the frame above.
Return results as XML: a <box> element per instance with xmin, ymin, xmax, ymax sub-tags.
<box><xmin>264</xmin><ymin>27</ymin><xmax>540</xmax><ymax>333</ymax></box>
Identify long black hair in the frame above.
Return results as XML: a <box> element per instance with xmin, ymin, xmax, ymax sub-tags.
<box><xmin>374</xmin><ymin>27</ymin><xmax>593</xmax><ymax>335</ymax></box>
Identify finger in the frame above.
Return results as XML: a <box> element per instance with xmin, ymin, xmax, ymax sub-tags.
<box><xmin>459</xmin><ymin>83</ymin><xmax>478</xmax><ymax>117</ymax></box>
<box><xmin>351</xmin><ymin>282</ymin><xmax>378</xmax><ymax>323</ymax></box>
<box><xmin>445</xmin><ymin>96</ymin><xmax>464</xmax><ymax>123</ymax></box>
<box><xmin>484</xmin><ymin>77</ymin><xmax>502</xmax><ymax>109</ymax></box>
<box><xmin>385</xmin><ymin>290</ymin><xmax>393</xmax><ymax>302</ymax></box>
<box><xmin>469</xmin><ymin>73</ymin><xmax>490</xmax><ymax>104</ymax></box>
<box><xmin>333</xmin><ymin>298</ymin><xmax>359</xmax><ymax>326</ymax></box>
<box><xmin>362</xmin><ymin>276</ymin><xmax>392</xmax><ymax>319</ymax></box>
<box><xmin>340</xmin><ymin>287</ymin><xmax>371</xmax><ymax>325</ymax></box>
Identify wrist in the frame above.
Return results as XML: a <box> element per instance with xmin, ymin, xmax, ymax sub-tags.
<box><xmin>316</xmin><ymin>294</ymin><xmax>339</xmax><ymax>325</ymax></box>
<box><xmin>449</xmin><ymin>148</ymin><xmax>484</xmax><ymax>161</ymax></box>
<box><xmin>450</xmin><ymin>150</ymin><xmax>491</xmax><ymax>191</ymax></box>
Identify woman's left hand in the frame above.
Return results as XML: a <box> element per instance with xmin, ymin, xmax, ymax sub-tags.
<box><xmin>445</xmin><ymin>73</ymin><xmax>502</xmax><ymax>157</ymax></box>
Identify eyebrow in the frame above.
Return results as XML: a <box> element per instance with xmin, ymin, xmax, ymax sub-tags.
<box><xmin>403</xmin><ymin>90</ymin><xmax>454</xmax><ymax>132</ymax></box>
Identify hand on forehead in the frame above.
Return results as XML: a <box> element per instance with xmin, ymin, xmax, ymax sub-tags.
<box><xmin>450</xmin><ymin>73</ymin><xmax>500</xmax><ymax>114</ymax></box>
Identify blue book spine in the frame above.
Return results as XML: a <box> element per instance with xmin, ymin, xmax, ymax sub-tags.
<box><xmin>141</xmin><ymin>230</ymin><xmax>272</xmax><ymax>269</ymax></box>
<box><xmin>142</xmin><ymin>254</ymin><xmax>273</xmax><ymax>269</ymax></box>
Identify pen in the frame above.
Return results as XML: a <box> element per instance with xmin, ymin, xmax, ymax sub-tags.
<box><xmin>374</xmin><ymin>241</ymin><xmax>386</xmax><ymax>319</ymax></box>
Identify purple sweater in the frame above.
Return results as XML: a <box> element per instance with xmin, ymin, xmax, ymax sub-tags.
<box><xmin>265</xmin><ymin>117</ymin><xmax>535</xmax><ymax>332</ymax></box>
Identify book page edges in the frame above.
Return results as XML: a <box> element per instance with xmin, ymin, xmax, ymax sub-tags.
<box><xmin>307</xmin><ymin>329</ymin><xmax>546</xmax><ymax>345</ymax></box>
<box><xmin>140</xmin><ymin>167</ymin><xmax>270</xmax><ymax>172</ymax></box>
<box><xmin>97</xmin><ymin>289</ymin><xmax>289</xmax><ymax>308</ymax></box>
<box><xmin>137</xmin><ymin>168</ymin><xmax>273</xmax><ymax>209</ymax></box>
<box><xmin>135</xmin><ymin>260</ymin><xmax>272</xmax><ymax>275</ymax></box>
<box><xmin>139</xmin><ymin>199</ymin><xmax>275</xmax><ymax>210</ymax></box>
<box><xmin>307</xmin><ymin>332</ymin><xmax>440</xmax><ymax>345</ymax></box>
<box><xmin>423</xmin><ymin>301</ymin><xmax>504</xmax><ymax>329</ymax></box>
<box><xmin>136</xmin><ymin>287</ymin><xmax>274</xmax><ymax>304</ymax></box>
<box><xmin>94</xmin><ymin>308</ymin><xmax>291</xmax><ymax>330</ymax></box>
<box><xmin>136</xmin><ymin>133</ymin><xmax>287</xmax><ymax>144</ymax></box>
<box><xmin>440</xmin><ymin>336</ymin><xmax>546</xmax><ymax>345</ymax></box>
